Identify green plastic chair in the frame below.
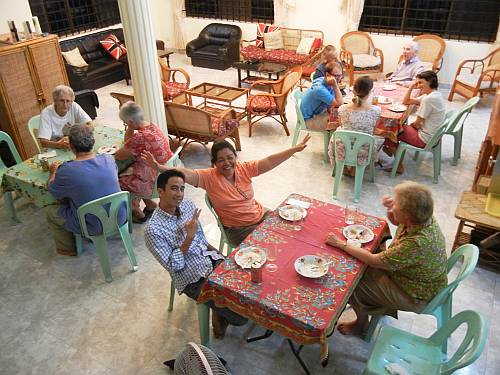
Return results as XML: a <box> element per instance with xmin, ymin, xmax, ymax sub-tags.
<box><xmin>291</xmin><ymin>90</ymin><xmax>330</xmax><ymax>163</ymax></box>
<box><xmin>28</xmin><ymin>115</ymin><xmax>42</xmax><ymax>154</ymax></box>
<box><xmin>444</xmin><ymin>96</ymin><xmax>480</xmax><ymax>166</ymax></box>
<box><xmin>363</xmin><ymin>310</ymin><xmax>487</xmax><ymax>375</ymax></box>
<box><xmin>391</xmin><ymin>111</ymin><xmax>453</xmax><ymax>183</ymax></box>
<box><xmin>0</xmin><ymin>131</ymin><xmax>22</xmax><ymax>224</ymax></box>
<box><xmin>332</xmin><ymin>129</ymin><xmax>375</xmax><ymax>203</ymax></box>
<box><xmin>76</xmin><ymin>191</ymin><xmax>138</xmax><ymax>283</ymax></box>
<box><xmin>205</xmin><ymin>193</ymin><xmax>234</xmax><ymax>256</ymax></box>
<box><xmin>365</xmin><ymin>244</ymin><xmax>479</xmax><ymax>355</ymax></box>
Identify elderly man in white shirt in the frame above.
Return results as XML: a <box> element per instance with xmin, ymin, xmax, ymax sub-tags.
<box><xmin>389</xmin><ymin>42</ymin><xmax>425</xmax><ymax>86</ymax></box>
<box><xmin>38</xmin><ymin>85</ymin><xmax>92</xmax><ymax>150</ymax></box>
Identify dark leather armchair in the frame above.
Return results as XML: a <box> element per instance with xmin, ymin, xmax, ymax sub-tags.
<box><xmin>186</xmin><ymin>23</ymin><xmax>242</xmax><ymax>70</ymax></box>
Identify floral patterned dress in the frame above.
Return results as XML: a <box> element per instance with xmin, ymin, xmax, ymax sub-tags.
<box><xmin>119</xmin><ymin>123</ymin><xmax>172</xmax><ymax>208</ymax></box>
<box><xmin>328</xmin><ymin>105</ymin><xmax>384</xmax><ymax>165</ymax></box>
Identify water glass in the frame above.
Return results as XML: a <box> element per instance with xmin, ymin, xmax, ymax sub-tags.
<box><xmin>265</xmin><ymin>245</ymin><xmax>278</xmax><ymax>273</ymax></box>
<box><xmin>345</xmin><ymin>204</ymin><xmax>358</xmax><ymax>225</ymax></box>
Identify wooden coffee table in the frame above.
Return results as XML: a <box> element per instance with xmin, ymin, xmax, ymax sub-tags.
<box><xmin>232</xmin><ymin>61</ymin><xmax>288</xmax><ymax>88</ymax></box>
<box><xmin>184</xmin><ymin>82</ymin><xmax>249</xmax><ymax>120</ymax></box>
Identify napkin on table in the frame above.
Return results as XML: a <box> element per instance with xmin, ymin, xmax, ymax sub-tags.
<box><xmin>286</xmin><ymin>198</ymin><xmax>311</xmax><ymax>209</ymax></box>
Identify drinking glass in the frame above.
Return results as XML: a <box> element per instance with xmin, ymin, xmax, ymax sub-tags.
<box><xmin>345</xmin><ymin>204</ymin><xmax>358</xmax><ymax>225</ymax></box>
<box><xmin>265</xmin><ymin>245</ymin><xmax>278</xmax><ymax>273</ymax></box>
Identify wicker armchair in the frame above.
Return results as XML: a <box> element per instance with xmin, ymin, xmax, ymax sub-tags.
<box><xmin>158</xmin><ymin>57</ymin><xmax>190</xmax><ymax>102</ymax></box>
<box><xmin>164</xmin><ymin>102</ymin><xmax>241</xmax><ymax>152</ymax></box>
<box><xmin>448</xmin><ymin>48</ymin><xmax>500</xmax><ymax>101</ymax></box>
<box><xmin>413</xmin><ymin>34</ymin><xmax>446</xmax><ymax>72</ymax></box>
<box><xmin>340</xmin><ymin>31</ymin><xmax>384</xmax><ymax>85</ymax></box>
<box><xmin>245</xmin><ymin>66</ymin><xmax>302</xmax><ymax>137</ymax></box>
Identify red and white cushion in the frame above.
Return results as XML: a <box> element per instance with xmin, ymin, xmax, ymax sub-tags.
<box><xmin>100</xmin><ymin>34</ymin><xmax>127</xmax><ymax>60</ymax></box>
<box><xmin>161</xmin><ymin>81</ymin><xmax>188</xmax><ymax>101</ymax></box>
<box><xmin>246</xmin><ymin>95</ymin><xmax>278</xmax><ymax>114</ymax></box>
<box><xmin>256</xmin><ymin>23</ymin><xmax>280</xmax><ymax>48</ymax></box>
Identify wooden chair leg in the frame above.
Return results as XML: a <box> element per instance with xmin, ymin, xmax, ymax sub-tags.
<box><xmin>247</xmin><ymin>113</ymin><xmax>253</xmax><ymax>137</ymax></box>
<box><xmin>280</xmin><ymin>114</ymin><xmax>290</xmax><ymax>136</ymax></box>
<box><xmin>232</xmin><ymin>128</ymin><xmax>242</xmax><ymax>151</ymax></box>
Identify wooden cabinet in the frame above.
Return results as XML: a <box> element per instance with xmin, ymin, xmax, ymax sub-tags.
<box><xmin>0</xmin><ymin>35</ymin><xmax>68</xmax><ymax>159</ymax></box>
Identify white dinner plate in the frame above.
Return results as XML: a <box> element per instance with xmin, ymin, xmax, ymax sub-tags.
<box><xmin>388</xmin><ymin>104</ymin><xmax>408</xmax><ymax>113</ymax></box>
<box><xmin>278</xmin><ymin>205</ymin><xmax>307</xmax><ymax>221</ymax></box>
<box><xmin>234</xmin><ymin>246</ymin><xmax>267</xmax><ymax>269</ymax></box>
<box><xmin>377</xmin><ymin>96</ymin><xmax>392</xmax><ymax>104</ymax></box>
<box><xmin>343</xmin><ymin>224</ymin><xmax>374</xmax><ymax>244</ymax></box>
<box><xmin>382</xmin><ymin>84</ymin><xmax>397</xmax><ymax>91</ymax></box>
<box><xmin>295</xmin><ymin>255</ymin><xmax>329</xmax><ymax>278</ymax></box>
<box><xmin>97</xmin><ymin>145</ymin><xmax>118</xmax><ymax>155</ymax></box>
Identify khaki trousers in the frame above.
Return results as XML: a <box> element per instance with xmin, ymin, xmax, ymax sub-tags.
<box><xmin>304</xmin><ymin>111</ymin><xmax>330</xmax><ymax>131</ymax></box>
<box><xmin>349</xmin><ymin>267</ymin><xmax>428</xmax><ymax>319</ymax></box>
<box><xmin>46</xmin><ymin>205</ymin><xmax>76</xmax><ymax>251</ymax></box>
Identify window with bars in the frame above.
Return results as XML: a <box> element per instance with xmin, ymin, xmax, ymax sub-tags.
<box><xmin>185</xmin><ymin>0</ymin><xmax>274</xmax><ymax>23</ymax></box>
<box><xmin>359</xmin><ymin>0</ymin><xmax>499</xmax><ymax>43</ymax></box>
<box><xmin>29</xmin><ymin>0</ymin><xmax>121</xmax><ymax>37</ymax></box>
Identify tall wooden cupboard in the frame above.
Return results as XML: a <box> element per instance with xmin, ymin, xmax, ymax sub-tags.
<box><xmin>0</xmin><ymin>35</ymin><xmax>68</xmax><ymax>159</ymax></box>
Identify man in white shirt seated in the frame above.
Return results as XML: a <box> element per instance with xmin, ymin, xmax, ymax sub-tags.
<box><xmin>38</xmin><ymin>85</ymin><xmax>92</xmax><ymax>150</ymax></box>
<box><xmin>389</xmin><ymin>42</ymin><xmax>425</xmax><ymax>87</ymax></box>
<box><xmin>144</xmin><ymin>169</ymin><xmax>247</xmax><ymax>339</ymax></box>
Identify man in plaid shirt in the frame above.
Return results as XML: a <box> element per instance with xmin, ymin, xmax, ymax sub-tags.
<box><xmin>145</xmin><ymin>169</ymin><xmax>247</xmax><ymax>338</ymax></box>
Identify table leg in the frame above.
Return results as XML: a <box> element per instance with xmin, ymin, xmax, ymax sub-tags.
<box><xmin>166</xmin><ymin>55</ymin><xmax>171</xmax><ymax>67</ymax></box>
<box><xmin>452</xmin><ymin>220</ymin><xmax>465</xmax><ymax>251</ymax></box>
<box><xmin>4</xmin><ymin>191</ymin><xmax>19</xmax><ymax>224</ymax></box>
<box><xmin>287</xmin><ymin>340</ymin><xmax>311</xmax><ymax>375</ymax></box>
<box><xmin>237</xmin><ymin>69</ymin><xmax>242</xmax><ymax>88</ymax></box>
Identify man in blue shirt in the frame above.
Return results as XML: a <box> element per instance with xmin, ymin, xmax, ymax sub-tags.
<box><xmin>47</xmin><ymin>124</ymin><xmax>125</xmax><ymax>256</ymax></box>
<box><xmin>145</xmin><ymin>169</ymin><xmax>247</xmax><ymax>338</ymax></box>
<box><xmin>300</xmin><ymin>62</ymin><xmax>343</xmax><ymax>131</ymax></box>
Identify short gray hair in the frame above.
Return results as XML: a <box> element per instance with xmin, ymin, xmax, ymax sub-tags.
<box><xmin>52</xmin><ymin>85</ymin><xmax>75</xmax><ymax>101</ymax></box>
<box><xmin>119</xmin><ymin>101</ymin><xmax>144</xmax><ymax>123</ymax></box>
<box><xmin>408</xmin><ymin>41</ymin><xmax>419</xmax><ymax>53</ymax></box>
<box><xmin>69</xmin><ymin>124</ymin><xmax>94</xmax><ymax>152</ymax></box>
<box><xmin>394</xmin><ymin>181</ymin><xmax>433</xmax><ymax>225</ymax></box>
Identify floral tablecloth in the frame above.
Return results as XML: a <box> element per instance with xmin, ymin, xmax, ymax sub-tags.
<box><xmin>198</xmin><ymin>194</ymin><xmax>390</xmax><ymax>362</ymax></box>
<box><xmin>1</xmin><ymin>125</ymin><xmax>124</xmax><ymax>207</ymax></box>
<box><xmin>327</xmin><ymin>83</ymin><xmax>412</xmax><ymax>144</ymax></box>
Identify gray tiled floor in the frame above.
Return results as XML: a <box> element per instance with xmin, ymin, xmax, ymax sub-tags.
<box><xmin>0</xmin><ymin>52</ymin><xmax>498</xmax><ymax>374</ymax></box>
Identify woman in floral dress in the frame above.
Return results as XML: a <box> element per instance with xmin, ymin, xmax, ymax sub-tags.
<box><xmin>115</xmin><ymin>102</ymin><xmax>172</xmax><ymax>222</ymax></box>
<box><xmin>328</xmin><ymin>76</ymin><xmax>384</xmax><ymax>176</ymax></box>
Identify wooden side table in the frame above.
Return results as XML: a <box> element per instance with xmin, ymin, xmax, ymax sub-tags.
<box><xmin>453</xmin><ymin>191</ymin><xmax>500</xmax><ymax>264</ymax></box>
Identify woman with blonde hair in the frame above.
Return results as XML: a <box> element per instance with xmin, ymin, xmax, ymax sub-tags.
<box><xmin>326</xmin><ymin>181</ymin><xmax>447</xmax><ymax>337</ymax></box>
<box><xmin>328</xmin><ymin>75</ymin><xmax>384</xmax><ymax>176</ymax></box>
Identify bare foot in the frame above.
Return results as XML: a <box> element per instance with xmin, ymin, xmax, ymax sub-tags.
<box><xmin>337</xmin><ymin>319</ymin><xmax>369</xmax><ymax>337</ymax></box>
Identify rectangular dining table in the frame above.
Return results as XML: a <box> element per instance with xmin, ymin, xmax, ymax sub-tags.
<box><xmin>198</xmin><ymin>193</ymin><xmax>390</xmax><ymax>371</ymax></box>
<box><xmin>1</xmin><ymin>124</ymin><xmax>124</xmax><ymax>210</ymax></box>
<box><xmin>327</xmin><ymin>82</ymin><xmax>412</xmax><ymax>144</ymax></box>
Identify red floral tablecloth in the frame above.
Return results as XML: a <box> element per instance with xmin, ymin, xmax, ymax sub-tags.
<box><xmin>198</xmin><ymin>194</ymin><xmax>390</xmax><ymax>361</ymax></box>
<box><xmin>326</xmin><ymin>83</ymin><xmax>411</xmax><ymax>144</ymax></box>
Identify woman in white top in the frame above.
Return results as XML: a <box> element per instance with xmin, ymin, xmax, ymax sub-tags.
<box><xmin>328</xmin><ymin>76</ymin><xmax>383</xmax><ymax>176</ymax></box>
<box><xmin>38</xmin><ymin>85</ymin><xmax>92</xmax><ymax>150</ymax></box>
<box><xmin>401</xmin><ymin>70</ymin><xmax>445</xmax><ymax>148</ymax></box>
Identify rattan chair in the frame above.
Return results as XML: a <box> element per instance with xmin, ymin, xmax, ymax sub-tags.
<box><xmin>245</xmin><ymin>66</ymin><xmax>302</xmax><ymax>137</ymax></box>
<box><xmin>448</xmin><ymin>47</ymin><xmax>500</xmax><ymax>101</ymax></box>
<box><xmin>413</xmin><ymin>34</ymin><xmax>446</xmax><ymax>72</ymax></box>
<box><xmin>340</xmin><ymin>31</ymin><xmax>384</xmax><ymax>85</ymax></box>
<box><xmin>158</xmin><ymin>57</ymin><xmax>190</xmax><ymax>102</ymax></box>
<box><xmin>164</xmin><ymin>102</ymin><xmax>241</xmax><ymax>152</ymax></box>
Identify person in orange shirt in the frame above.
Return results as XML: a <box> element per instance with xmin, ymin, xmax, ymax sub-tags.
<box><xmin>142</xmin><ymin>135</ymin><xmax>310</xmax><ymax>246</ymax></box>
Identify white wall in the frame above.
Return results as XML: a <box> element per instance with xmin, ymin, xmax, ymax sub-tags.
<box><xmin>0</xmin><ymin>0</ymin><xmax>32</xmax><ymax>34</ymax></box>
<box><xmin>153</xmin><ymin>0</ymin><xmax>498</xmax><ymax>85</ymax></box>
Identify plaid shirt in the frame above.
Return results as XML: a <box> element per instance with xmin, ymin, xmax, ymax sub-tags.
<box><xmin>144</xmin><ymin>199</ymin><xmax>223</xmax><ymax>293</ymax></box>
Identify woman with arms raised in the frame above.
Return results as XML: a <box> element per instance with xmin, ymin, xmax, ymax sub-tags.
<box><xmin>326</xmin><ymin>181</ymin><xmax>447</xmax><ymax>337</ymax></box>
<box><xmin>143</xmin><ymin>135</ymin><xmax>310</xmax><ymax>247</ymax></box>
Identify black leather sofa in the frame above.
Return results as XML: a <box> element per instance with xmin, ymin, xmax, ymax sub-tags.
<box><xmin>60</xmin><ymin>28</ymin><xmax>127</xmax><ymax>91</ymax></box>
<box><xmin>186</xmin><ymin>23</ymin><xmax>242</xmax><ymax>70</ymax></box>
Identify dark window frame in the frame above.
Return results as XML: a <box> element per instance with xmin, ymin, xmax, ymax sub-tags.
<box><xmin>29</xmin><ymin>0</ymin><xmax>121</xmax><ymax>37</ymax></box>
<box><xmin>359</xmin><ymin>0</ymin><xmax>499</xmax><ymax>43</ymax></box>
<box><xmin>185</xmin><ymin>0</ymin><xmax>274</xmax><ymax>23</ymax></box>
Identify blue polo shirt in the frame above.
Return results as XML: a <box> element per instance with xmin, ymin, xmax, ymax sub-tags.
<box><xmin>300</xmin><ymin>77</ymin><xmax>335</xmax><ymax>120</ymax></box>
